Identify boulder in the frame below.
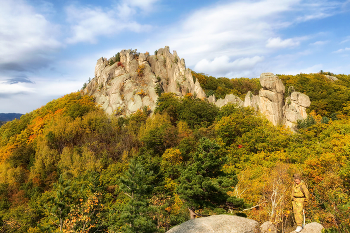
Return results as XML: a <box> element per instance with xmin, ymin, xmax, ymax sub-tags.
<box><xmin>166</xmin><ymin>215</ymin><xmax>259</xmax><ymax>233</ymax></box>
<box><xmin>260</xmin><ymin>221</ymin><xmax>277</xmax><ymax>233</ymax></box>
<box><xmin>290</xmin><ymin>222</ymin><xmax>324</xmax><ymax>233</ymax></box>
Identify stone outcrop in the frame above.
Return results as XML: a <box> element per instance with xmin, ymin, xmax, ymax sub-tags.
<box><xmin>215</xmin><ymin>94</ymin><xmax>244</xmax><ymax>108</ymax></box>
<box><xmin>290</xmin><ymin>222</ymin><xmax>324</xmax><ymax>233</ymax></box>
<box><xmin>166</xmin><ymin>215</ymin><xmax>259</xmax><ymax>233</ymax></box>
<box><xmin>243</xmin><ymin>73</ymin><xmax>310</xmax><ymax>130</ymax></box>
<box><xmin>85</xmin><ymin>47</ymin><xmax>310</xmax><ymax>130</ymax></box>
<box><xmin>324</xmin><ymin>75</ymin><xmax>338</xmax><ymax>81</ymax></box>
<box><xmin>84</xmin><ymin>46</ymin><xmax>206</xmax><ymax>115</ymax></box>
<box><xmin>258</xmin><ymin>73</ymin><xmax>285</xmax><ymax>125</ymax></box>
<box><xmin>283</xmin><ymin>91</ymin><xmax>310</xmax><ymax>130</ymax></box>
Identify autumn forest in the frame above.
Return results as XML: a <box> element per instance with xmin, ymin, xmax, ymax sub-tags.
<box><xmin>1</xmin><ymin>72</ymin><xmax>350</xmax><ymax>232</ymax></box>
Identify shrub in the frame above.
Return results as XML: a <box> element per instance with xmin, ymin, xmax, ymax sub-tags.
<box><xmin>155</xmin><ymin>84</ymin><xmax>163</xmax><ymax>97</ymax></box>
<box><xmin>115</xmin><ymin>52</ymin><xmax>120</xmax><ymax>62</ymax></box>
<box><xmin>137</xmin><ymin>64</ymin><xmax>145</xmax><ymax>77</ymax></box>
<box><xmin>136</xmin><ymin>89</ymin><xmax>147</xmax><ymax>97</ymax></box>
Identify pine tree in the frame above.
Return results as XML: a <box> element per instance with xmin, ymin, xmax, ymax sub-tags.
<box><xmin>43</xmin><ymin>176</ymin><xmax>72</xmax><ymax>232</ymax></box>
<box><xmin>119</xmin><ymin>158</ymin><xmax>157</xmax><ymax>233</ymax></box>
<box><xmin>177</xmin><ymin>137</ymin><xmax>243</xmax><ymax>218</ymax></box>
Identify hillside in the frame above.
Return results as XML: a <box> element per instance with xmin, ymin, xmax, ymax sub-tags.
<box><xmin>0</xmin><ymin>70</ymin><xmax>350</xmax><ymax>232</ymax></box>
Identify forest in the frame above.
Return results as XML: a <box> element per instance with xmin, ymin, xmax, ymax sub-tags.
<box><xmin>0</xmin><ymin>72</ymin><xmax>350</xmax><ymax>232</ymax></box>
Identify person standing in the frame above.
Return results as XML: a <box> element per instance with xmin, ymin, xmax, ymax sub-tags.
<box><xmin>291</xmin><ymin>174</ymin><xmax>309</xmax><ymax>232</ymax></box>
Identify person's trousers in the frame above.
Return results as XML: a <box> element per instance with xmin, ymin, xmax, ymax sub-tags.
<box><xmin>292</xmin><ymin>198</ymin><xmax>305</xmax><ymax>226</ymax></box>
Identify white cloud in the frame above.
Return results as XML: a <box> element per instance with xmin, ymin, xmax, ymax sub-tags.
<box><xmin>310</xmin><ymin>40</ymin><xmax>328</xmax><ymax>46</ymax></box>
<box><xmin>65</xmin><ymin>0</ymin><xmax>158</xmax><ymax>44</ymax></box>
<box><xmin>149</xmin><ymin>0</ymin><xmax>295</xmax><ymax>75</ymax></box>
<box><xmin>333</xmin><ymin>47</ymin><xmax>350</xmax><ymax>53</ymax></box>
<box><xmin>266</xmin><ymin>37</ymin><xmax>300</xmax><ymax>48</ymax></box>
<box><xmin>0</xmin><ymin>0</ymin><xmax>61</xmax><ymax>71</ymax></box>
<box><xmin>0</xmin><ymin>80</ymin><xmax>34</xmax><ymax>95</ymax></box>
<box><xmin>296</xmin><ymin>12</ymin><xmax>332</xmax><ymax>22</ymax></box>
<box><xmin>194</xmin><ymin>56</ymin><xmax>264</xmax><ymax>77</ymax></box>
<box><xmin>148</xmin><ymin>0</ymin><xmax>336</xmax><ymax>77</ymax></box>
<box><xmin>124</xmin><ymin>0</ymin><xmax>160</xmax><ymax>11</ymax></box>
<box><xmin>340</xmin><ymin>36</ymin><xmax>350</xmax><ymax>44</ymax></box>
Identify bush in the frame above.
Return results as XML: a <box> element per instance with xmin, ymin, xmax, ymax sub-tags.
<box><xmin>137</xmin><ymin>64</ymin><xmax>145</xmax><ymax>77</ymax></box>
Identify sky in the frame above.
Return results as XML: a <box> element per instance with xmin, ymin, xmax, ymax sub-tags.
<box><xmin>1</xmin><ymin>0</ymin><xmax>350</xmax><ymax>113</ymax></box>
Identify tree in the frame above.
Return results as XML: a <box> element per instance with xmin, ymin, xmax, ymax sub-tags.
<box><xmin>119</xmin><ymin>158</ymin><xmax>157</xmax><ymax>233</ymax></box>
<box><xmin>42</xmin><ymin>176</ymin><xmax>72</xmax><ymax>232</ymax></box>
<box><xmin>177</xmin><ymin>137</ymin><xmax>243</xmax><ymax>219</ymax></box>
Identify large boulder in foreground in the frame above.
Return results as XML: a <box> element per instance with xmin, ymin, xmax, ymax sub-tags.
<box><xmin>290</xmin><ymin>222</ymin><xmax>324</xmax><ymax>233</ymax></box>
<box><xmin>166</xmin><ymin>215</ymin><xmax>259</xmax><ymax>233</ymax></box>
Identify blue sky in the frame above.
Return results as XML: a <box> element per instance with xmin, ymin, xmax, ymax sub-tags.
<box><xmin>1</xmin><ymin>0</ymin><xmax>350</xmax><ymax>113</ymax></box>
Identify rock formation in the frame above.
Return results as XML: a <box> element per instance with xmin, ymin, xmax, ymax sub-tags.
<box><xmin>85</xmin><ymin>47</ymin><xmax>310</xmax><ymax>130</ymax></box>
<box><xmin>243</xmin><ymin>73</ymin><xmax>310</xmax><ymax>130</ymax></box>
<box><xmin>165</xmin><ymin>215</ymin><xmax>259</xmax><ymax>233</ymax></box>
<box><xmin>84</xmin><ymin>46</ymin><xmax>206</xmax><ymax>115</ymax></box>
<box><xmin>290</xmin><ymin>222</ymin><xmax>324</xmax><ymax>233</ymax></box>
<box><xmin>258</xmin><ymin>73</ymin><xmax>285</xmax><ymax>125</ymax></box>
<box><xmin>215</xmin><ymin>94</ymin><xmax>244</xmax><ymax>108</ymax></box>
<box><xmin>283</xmin><ymin>91</ymin><xmax>311</xmax><ymax>129</ymax></box>
<box><xmin>324</xmin><ymin>74</ymin><xmax>338</xmax><ymax>81</ymax></box>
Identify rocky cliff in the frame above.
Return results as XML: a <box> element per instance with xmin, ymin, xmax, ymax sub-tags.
<box><xmin>243</xmin><ymin>73</ymin><xmax>310</xmax><ymax>130</ymax></box>
<box><xmin>84</xmin><ymin>47</ymin><xmax>310</xmax><ymax>130</ymax></box>
<box><xmin>84</xmin><ymin>46</ymin><xmax>206</xmax><ymax>115</ymax></box>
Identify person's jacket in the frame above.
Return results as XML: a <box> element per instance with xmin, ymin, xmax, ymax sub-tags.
<box><xmin>291</xmin><ymin>180</ymin><xmax>309</xmax><ymax>202</ymax></box>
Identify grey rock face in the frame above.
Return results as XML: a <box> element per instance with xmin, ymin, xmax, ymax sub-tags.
<box><xmin>215</xmin><ymin>94</ymin><xmax>244</xmax><ymax>108</ymax></box>
<box><xmin>166</xmin><ymin>215</ymin><xmax>259</xmax><ymax>233</ymax></box>
<box><xmin>244</xmin><ymin>91</ymin><xmax>260</xmax><ymax>110</ymax></box>
<box><xmin>290</xmin><ymin>222</ymin><xmax>324</xmax><ymax>233</ymax></box>
<box><xmin>283</xmin><ymin>90</ymin><xmax>311</xmax><ymax>130</ymax></box>
<box><xmin>244</xmin><ymin>73</ymin><xmax>286</xmax><ymax>126</ymax></box>
<box><xmin>84</xmin><ymin>46</ymin><xmax>206</xmax><ymax>116</ymax></box>
<box><xmin>324</xmin><ymin>75</ymin><xmax>338</xmax><ymax>81</ymax></box>
<box><xmin>259</xmin><ymin>73</ymin><xmax>285</xmax><ymax>126</ymax></box>
<box><xmin>208</xmin><ymin>95</ymin><xmax>216</xmax><ymax>104</ymax></box>
<box><xmin>244</xmin><ymin>74</ymin><xmax>311</xmax><ymax>129</ymax></box>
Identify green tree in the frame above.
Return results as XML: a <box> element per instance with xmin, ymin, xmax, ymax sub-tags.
<box><xmin>177</xmin><ymin>138</ymin><xmax>243</xmax><ymax>219</ymax></box>
<box><xmin>41</xmin><ymin>176</ymin><xmax>72</xmax><ymax>232</ymax></box>
<box><xmin>119</xmin><ymin>159</ymin><xmax>157</xmax><ymax>233</ymax></box>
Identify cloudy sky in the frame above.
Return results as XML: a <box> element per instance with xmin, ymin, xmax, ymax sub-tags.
<box><xmin>1</xmin><ymin>0</ymin><xmax>350</xmax><ymax>113</ymax></box>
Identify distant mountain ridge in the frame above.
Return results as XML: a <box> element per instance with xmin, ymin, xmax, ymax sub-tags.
<box><xmin>0</xmin><ymin>113</ymin><xmax>23</xmax><ymax>122</ymax></box>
